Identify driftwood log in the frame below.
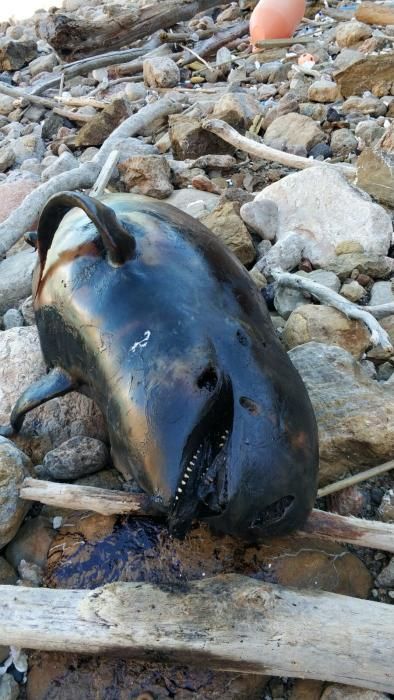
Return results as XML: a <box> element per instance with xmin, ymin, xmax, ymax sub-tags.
<box><xmin>19</xmin><ymin>478</ymin><xmax>394</xmax><ymax>553</ymax></box>
<box><xmin>0</xmin><ymin>575</ymin><xmax>393</xmax><ymax>691</ymax></box>
<box><xmin>37</xmin><ymin>0</ymin><xmax>225</xmax><ymax>62</ymax></box>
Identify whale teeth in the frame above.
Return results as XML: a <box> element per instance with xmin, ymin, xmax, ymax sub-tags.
<box><xmin>184</xmin><ymin>473</ymin><xmax>190</xmax><ymax>479</ymax></box>
<box><xmin>177</xmin><ymin>487</ymin><xmax>183</xmax><ymax>493</ymax></box>
<box><xmin>186</xmin><ymin>466</ymin><xmax>193</xmax><ymax>473</ymax></box>
<box><xmin>175</xmin><ymin>495</ymin><xmax>179</xmax><ymax>501</ymax></box>
<box><xmin>181</xmin><ymin>479</ymin><xmax>186</xmax><ymax>485</ymax></box>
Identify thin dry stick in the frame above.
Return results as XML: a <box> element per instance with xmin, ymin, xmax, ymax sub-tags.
<box><xmin>318</xmin><ymin>459</ymin><xmax>394</xmax><ymax>498</ymax></box>
<box><xmin>0</xmin><ymin>95</ymin><xmax>183</xmax><ymax>258</ymax></box>
<box><xmin>254</xmin><ymin>36</ymin><xmax>317</xmax><ymax>49</ymax></box>
<box><xmin>90</xmin><ymin>149</ymin><xmax>120</xmax><ymax>198</ymax></box>
<box><xmin>271</xmin><ymin>269</ymin><xmax>393</xmax><ymax>353</ymax></box>
<box><xmin>202</xmin><ymin>118</ymin><xmax>356</xmax><ymax>179</ymax></box>
<box><xmin>179</xmin><ymin>44</ymin><xmax>211</xmax><ymax>69</ymax></box>
<box><xmin>19</xmin><ymin>478</ymin><xmax>394</xmax><ymax>553</ymax></box>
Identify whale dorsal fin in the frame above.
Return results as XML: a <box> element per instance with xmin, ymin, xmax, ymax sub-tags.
<box><xmin>37</xmin><ymin>191</ymin><xmax>136</xmax><ymax>268</ymax></box>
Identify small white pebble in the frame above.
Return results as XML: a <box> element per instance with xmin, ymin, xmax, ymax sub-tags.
<box><xmin>53</xmin><ymin>516</ymin><xmax>63</xmax><ymax>529</ymax></box>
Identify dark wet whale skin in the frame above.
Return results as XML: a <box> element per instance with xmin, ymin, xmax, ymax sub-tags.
<box><xmin>22</xmin><ymin>192</ymin><xmax>319</xmax><ymax>539</ymax></box>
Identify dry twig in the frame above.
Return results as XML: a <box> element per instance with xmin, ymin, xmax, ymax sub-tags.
<box><xmin>202</xmin><ymin>118</ymin><xmax>356</xmax><ymax>179</ymax></box>
<box><xmin>318</xmin><ymin>459</ymin><xmax>394</xmax><ymax>498</ymax></box>
<box><xmin>90</xmin><ymin>150</ymin><xmax>120</xmax><ymax>198</ymax></box>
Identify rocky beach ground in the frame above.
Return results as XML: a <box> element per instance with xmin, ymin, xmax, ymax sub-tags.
<box><xmin>0</xmin><ymin>0</ymin><xmax>393</xmax><ymax>698</ymax></box>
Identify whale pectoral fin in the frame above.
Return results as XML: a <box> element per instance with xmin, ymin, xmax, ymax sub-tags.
<box><xmin>0</xmin><ymin>367</ymin><xmax>76</xmax><ymax>436</ymax></box>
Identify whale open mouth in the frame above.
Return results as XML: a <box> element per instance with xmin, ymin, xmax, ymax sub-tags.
<box><xmin>169</xmin><ymin>376</ymin><xmax>233</xmax><ymax>537</ymax></box>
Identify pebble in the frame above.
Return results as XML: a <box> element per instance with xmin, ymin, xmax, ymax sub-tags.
<box><xmin>274</xmin><ymin>285</ymin><xmax>307</xmax><ymax>320</ymax></box>
<box><xmin>143</xmin><ymin>56</ymin><xmax>180</xmax><ymax>89</ymax></box>
<box><xmin>118</xmin><ymin>154</ymin><xmax>173</xmax><ymax>199</ymax></box>
<box><xmin>330</xmin><ymin>129</ymin><xmax>358</xmax><ymax>158</ymax></box>
<box><xmin>2</xmin><ymin>309</ymin><xmax>24</xmax><ymax>329</ymax></box>
<box><xmin>340</xmin><ymin>280</ymin><xmax>366</xmax><ymax>302</ymax></box>
<box><xmin>307</xmin><ymin>270</ymin><xmax>341</xmax><ymax>293</ymax></box>
<box><xmin>201</xmin><ymin>201</ymin><xmax>256</xmax><ymax>265</ymax></box>
<box><xmin>5</xmin><ymin>515</ymin><xmax>55</xmax><ymax>570</ymax></box>
<box><xmin>308</xmin><ymin>80</ymin><xmax>339</xmax><ymax>104</ymax></box>
<box><xmin>369</xmin><ymin>281</ymin><xmax>394</xmax><ymax>306</ymax></box>
<box><xmin>240</xmin><ymin>199</ymin><xmax>278</xmax><ymax>241</ymax></box>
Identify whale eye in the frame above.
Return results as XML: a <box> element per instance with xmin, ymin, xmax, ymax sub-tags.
<box><xmin>197</xmin><ymin>366</ymin><xmax>218</xmax><ymax>392</ymax></box>
<box><xmin>239</xmin><ymin>396</ymin><xmax>261</xmax><ymax>415</ymax></box>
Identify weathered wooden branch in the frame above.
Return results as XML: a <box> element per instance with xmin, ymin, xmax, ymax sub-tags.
<box><xmin>366</xmin><ymin>302</ymin><xmax>394</xmax><ymax>320</ymax></box>
<box><xmin>298</xmin><ymin>509</ymin><xmax>394</xmax><ymax>553</ymax></box>
<box><xmin>271</xmin><ymin>269</ymin><xmax>393</xmax><ymax>353</ymax></box>
<box><xmin>0</xmin><ymin>575</ymin><xmax>393</xmax><ymax>691</ymax></box>
<box><xmin>37</xmin><ymin>0</ymin><xmax>225</xmax><ymax>62</ymax></box>
<box><xmin>0</xmin><ymin>95</ymin><xmax>183</xmax><ymax>258</ymax></box>
<box><xmin>318</xmin><ymin>459</ymin><xmax>394</xmax><ymax>498</ymax></box>
<box><xmin>20</xmin><ymin>478</ymin><xmax>394</xmax><ymax>553</ymax></box>
<box><xmin>0</xmin><ymin>82</ymin><xmax>57</xmax><ymax>109</ymax></box>
<box><xmin>202</xmin><ymin>118</ymin><xmax>356</xmax><ymax>179</ymax></box>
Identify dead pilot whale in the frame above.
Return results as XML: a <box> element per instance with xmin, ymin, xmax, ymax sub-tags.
<box><xmin>1</xmin><ymin>191</ymin><xmax>319</xmax><ymax>539</ymax></box>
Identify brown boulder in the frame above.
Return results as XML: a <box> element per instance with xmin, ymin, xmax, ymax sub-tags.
<box><xmin>283</xmin><ymin>305</ymin><xmax>371</xmax><ymax>358</ymax></box>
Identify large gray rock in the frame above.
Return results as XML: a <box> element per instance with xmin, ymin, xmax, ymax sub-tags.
<box><xmin>0</xmin><ymin>436</ymin><xmax>32</xmax><ymax>549</ymax></box>
<box><xmin>0</xmin><ymin>250</ymin><xmax>36</xmax><ymax>315</ymax></box>
<box><xmin>254</xmin><ymin>167</ymin><xmax>393</xmax><ymax>267</ymax></box>
<box><xmin>289</xmin><ymin>342</ymin><xmax>394</xmax><ymax>485</ymax></box>
<box><xmin>263</xmin><ymin>113</ymin><xmax>325</xmax><ymax>156</ymax></box>
<box><xmin>0</xmin><ymin>327</ymin><xmax>107</xmax><ymax>463</ymax></box>
<box><xmin>42</xmin><ymin>436</ymin><xmax>109</xmax><ymax>481</ymax></box>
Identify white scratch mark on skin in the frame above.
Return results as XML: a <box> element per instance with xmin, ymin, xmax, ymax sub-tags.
<box><xmin>130</xmin><ymin>330</ymin><xmax>151</xmax><ymax>353</ymax></box>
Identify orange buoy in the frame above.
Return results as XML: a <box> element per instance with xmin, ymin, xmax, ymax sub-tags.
<box><xmin>250</xmin><ymin>0</ymin><xmax>306</xmax><ymax>48</ymax></box>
